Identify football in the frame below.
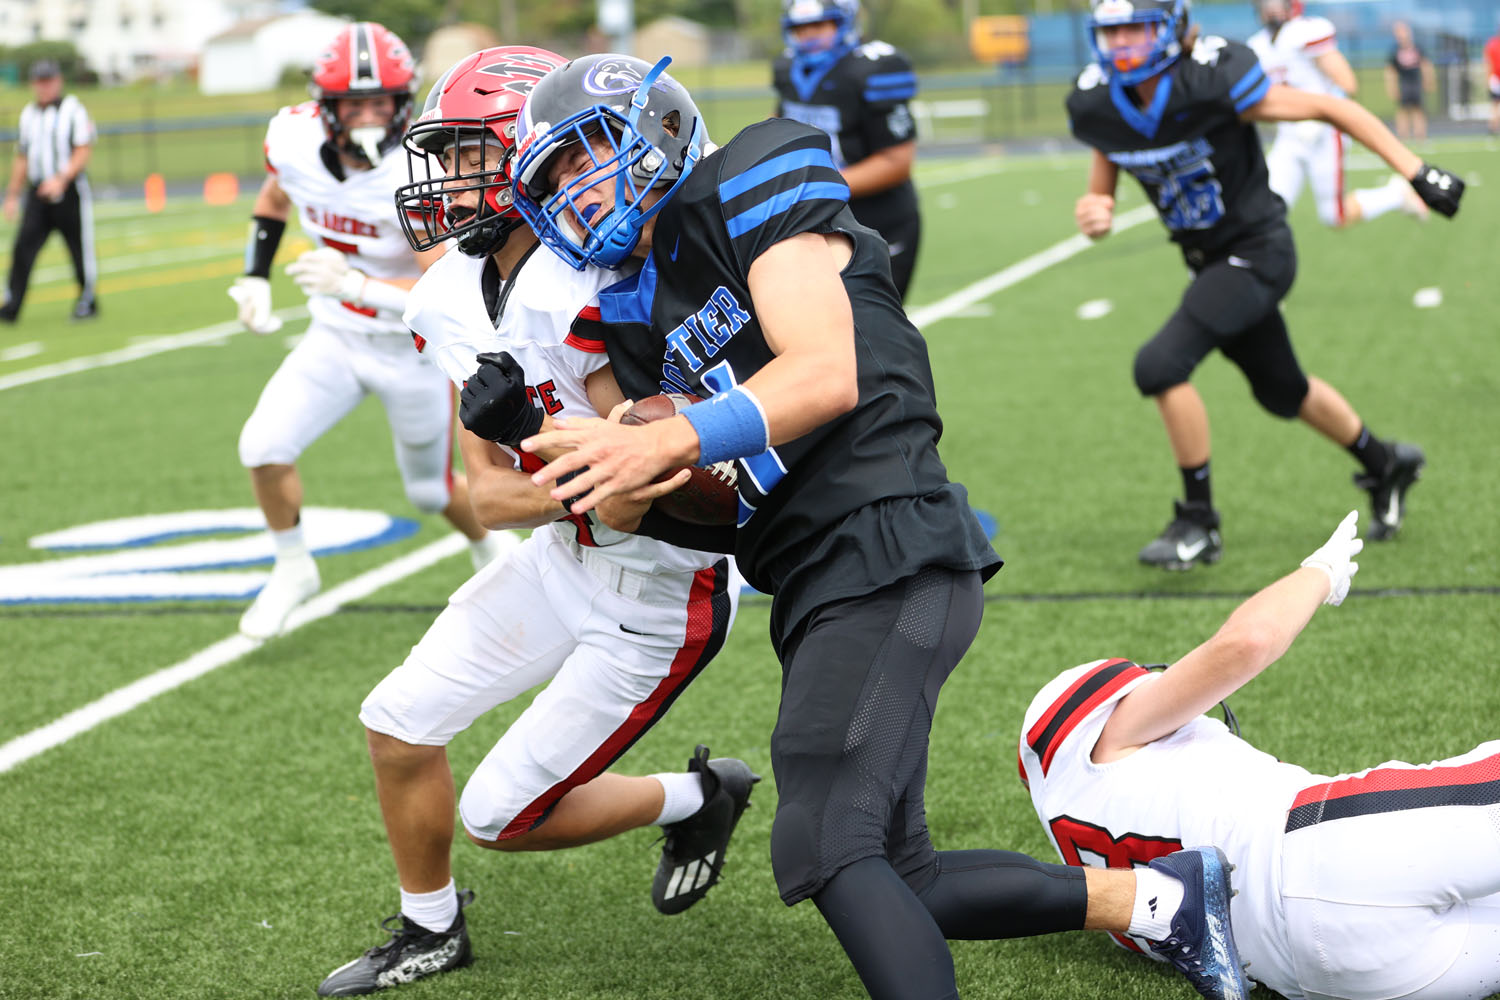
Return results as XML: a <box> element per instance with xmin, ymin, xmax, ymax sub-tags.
<box><xmin>620</xmin><ymin>393</ymin><xmax>740</xmax><ymax>526</ymax></box>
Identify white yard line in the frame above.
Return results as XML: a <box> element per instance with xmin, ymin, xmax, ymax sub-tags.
<box><xmin>908</xmin><ymin>204</ymin><xmax>1155</xmax><ymax>329</ymax></box>
<box><xmin>0</xmin><ymin>531</ymin><xmax>515</xmax><ymax>774</ymax></box>
<box><xmin>0</xmin><ymin>306</ymin><xmax>308</xmax><ymax>393</ymax></box>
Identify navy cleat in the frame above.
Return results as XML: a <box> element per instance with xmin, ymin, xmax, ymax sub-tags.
<box><xmin>1355</xmin><ymin>441</ymin><xmax>1424</xmax><ymax>541</ymax></box>
<box><xmin>317</xmin><ymin>889</ymin><xmax>474</xmax><ymax>996</ymax></box>
<box><xmin>651</xmin><ymin>744</ymin><xmax>760</xmax><ymax>915</ymax></box>
<box><xmin>1146</xmin><ymin>847</ymin><xmax>1251</xmax><ymax>1000</ymax></box>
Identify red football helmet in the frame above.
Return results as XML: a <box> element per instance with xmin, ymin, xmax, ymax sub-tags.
<box><xmin>310</xmin><ymin>22</ymin><xmax>417</xmax><ymax>166</ymax></box>
<box><xmin>396</xmin><ymin>46</ymin><xmax>568</xmax><ymax>257</ymax></box>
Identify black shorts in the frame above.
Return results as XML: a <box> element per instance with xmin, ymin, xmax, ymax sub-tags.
<box><xmin>1136</xmin><ymin>226</ymin><xmax>1309</xmax><ymax>415</ymax></box>
<box><xmin>767</xmin><ymin>565</ymin><xmax>984</xmax><ymax>905</ymax></box>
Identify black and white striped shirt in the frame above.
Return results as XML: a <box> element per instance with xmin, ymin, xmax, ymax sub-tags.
<box><xmin>18</xmin><ymin>94</ymin><xmax>94</xmax><ymax>185</ymax></box>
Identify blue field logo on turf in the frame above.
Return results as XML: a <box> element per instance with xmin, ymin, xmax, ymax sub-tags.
<box><xmin>0</xmin><ymin>508</ymin><xmax>417</xmax><ymax>604</ymax></box>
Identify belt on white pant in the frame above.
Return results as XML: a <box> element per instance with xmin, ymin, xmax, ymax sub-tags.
<box><xmin>557</xmin><ymin>532</ymin><xmax>654</xmax><ymax>603</ymax></box>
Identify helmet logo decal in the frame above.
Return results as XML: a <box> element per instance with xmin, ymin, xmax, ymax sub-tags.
<box><xmin>477</xmin><ymin>53</ymin><xmax>557</xmax><ymax>96</ymax></box>
<box><xmin>582</xmin><ymin>58</ymin><xmax>649</xmax><ymax>97</ymax></box>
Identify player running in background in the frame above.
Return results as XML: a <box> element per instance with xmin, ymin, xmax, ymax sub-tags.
<box><xmin>773</xmin><ymin>0</ymin><xmax>922</xmax><ymax>301</ymax></box>
<box><xmin>316</xmin><ymin>48</ymin><xmax>750</xmax><ymax>997</ymax></box>
<box><xmin>513</xmin><ymin>53</ymin><xmax>1255</xmax><ymax>1000</ymax></box>
<box><xmin>1485</xmin><ymin>20</ymin><xmax>1500</xmax><ymax>135</ymax></box>
<box><xmin>1069</xmin><ymin>0</ymin><xmax>1464</xmax><ymax>569</ymax></box>
<box><xmin>1247</xmin><ymin>0</ymin><xmax>1429</xmax><ymax>227</ymax></box>
<box><xmin>1021</xmin><ymin>510</ymin><xmax>1500</xmax><ymax>1000</ymax></box>
<box><xmin>230</xmin><ymin>23</ymin><xmax>499</xmax><ymax>639</ymax></box>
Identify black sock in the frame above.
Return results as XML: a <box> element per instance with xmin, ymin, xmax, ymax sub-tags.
<box><xmin>812</xmin><ymin>857</ymin><xmax>958</xmax><ymax>1000</ymax></box>
<box><xmin>1347</xmin><ymin>426</ymin><xmax>1390</xmax><ymax>476</ymax></box>
<box><xmin>1180</xmin><ymin>461</ymin><xmax>1212</xmax><ymax>507</ymax></box>
<box><xmin>916</xmin><ymin>850</ymin><xmax>1088</xmax><ymax>940</ymax></box>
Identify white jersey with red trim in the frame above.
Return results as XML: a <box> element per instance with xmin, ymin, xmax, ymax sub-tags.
<box><xmin>1018</xmin><ymin>658</ymin><xmax>1312</xmax><ymax>999</ymax></box>
<box><xmin>1248</xmin><ymin>16</ymin><xmax>1343</xmax><ymax>145</ymax></box>
<box><xmin>404</xmin><ymin>244</ymin><xmax>722</xmax><ymax>579</ymax></box>
<box><xmin>264</xmin><ymin>102</ymin><xmax>417</xmax><ymax>336</ymax></box>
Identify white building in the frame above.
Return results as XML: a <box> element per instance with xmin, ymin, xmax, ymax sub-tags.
<box><xmin>199</xmin><ymin>10</ymin><xmax>349</xmax><ymax>95</ymax></box>
<box><xmin>0</xmin><ymin>0</ymin><xmax>281</xmax><ymax>81</ymax></box>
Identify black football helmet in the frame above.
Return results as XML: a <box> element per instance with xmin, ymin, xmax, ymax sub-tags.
<box><xmin>511</xmin><ymin>54</ymin><xmax>707</xmax><ymax>270</ymax></box>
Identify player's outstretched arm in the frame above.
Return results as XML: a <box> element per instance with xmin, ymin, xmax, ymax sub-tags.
<box><xmin>459</xmin><ymin>430</ymin><xmax>579</xmax><ymax>530</ymax></box>
<box><xmin>1093</xmin><ymin>512</ymin><xmax>1363</xmax><ymax>761</ymax></box>
<box><xmin>1242</xmin><ymin>85</ymin><xmax>1465</xmax><ymax>216</ymax></box>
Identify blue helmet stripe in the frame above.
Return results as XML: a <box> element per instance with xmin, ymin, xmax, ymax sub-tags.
<box><xmin>724</xmin><ymin>181</ymin><xmax>850</xmax><ymax>238</ymax></box>
<box><xmin>719</xmin><ymin>147</ymin><xmax>836</xmax><ymax>202</ymax></box>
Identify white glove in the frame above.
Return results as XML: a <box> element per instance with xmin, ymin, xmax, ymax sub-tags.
<box><xmin>227</xmin><ymin>276</ymin><xmax>283</xmax><ymax>335</ymax></box>
<box><xmin>286</xmin><ymin>247</ymin><xmax>367</xmax><ymax>303</ymax></box>
<box><xmin>1301</xmin><ymin>510</ymin><xmax>1363</xmax><ymax>606</ymax></box>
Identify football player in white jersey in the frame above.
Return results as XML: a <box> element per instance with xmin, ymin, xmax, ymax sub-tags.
<box><xmin>1021</xmin><ymin>511</ymin><xmax>1500</xmax><ymax>1000</ymax></box>
<box><xmin>229</xmin><ymin>22</ymin><xmax>500</xmax><ymax>640</ymax></box>
<box><xmin>1247</xmin><ymin>0</ymin><xmax>1428</xmax><ymax>227</ymax></box>
<box><xmin>315</xmin><ymin>48</ymin><xmax>754</xmax><ymax>997</ymax></box>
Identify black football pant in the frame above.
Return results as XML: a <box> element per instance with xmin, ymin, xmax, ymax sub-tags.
<box><xmin>770</xmin><ymin>566</ymin><xmax>1087</xmax><ymax>1000</ymax></box>
<box><xmin>4</xmin><ymin>180</ymin><xmax>96</xmax><ymax>317</ymax></box>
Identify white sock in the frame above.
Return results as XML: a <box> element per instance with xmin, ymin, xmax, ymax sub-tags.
<box><xmin>1127</xmin><ymin>867</ymin><xmax>1187</xmax><ymax>942</ymax></box>
<box><xmin>1351</xmin><ymin>177</ymin><xmax>1408</xmax><ymax>221</ymax></box>
<box><xmin>652</xmin><ymin>770</ymin><xmax>706</xmax><ymax>826</ymax></box>
<box><xmin>270</xmin><ymin>523</ymin><xmax>311</xmax><ymax>564</ymax></box>
<box><xmin>469</xmin><ymin>533</ymin><xmax>501</xmax><ymax>571</ymax></box>
<box><xmin>400</xmin><ymin>879</ymin><xmax>458</xmax><ymax>933</ymax></box>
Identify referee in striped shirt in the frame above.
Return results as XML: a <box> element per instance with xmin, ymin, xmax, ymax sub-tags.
<box><xmin>1</xmin><ymin>60</ymin><xmax>97</xmax><ymax>322</ymax></box>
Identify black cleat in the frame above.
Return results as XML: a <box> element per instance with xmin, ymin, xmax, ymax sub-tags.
<box><xmin>1138</xmin><ymin>500</ymin><xmax>1223</xmax><ymax>571</ymax></box>
<box><xmin>317</xmin><ymin>889</ymin><xmax>474</xmax><ymax>996</ymax></box>
<box><xmin>652</xmin><ymin>744</ymin><xmax>760</xmax><ymax>915</ymax></box>
<box><xmin>1355</xmin><ymin>442</ymin><xmax>1424</xmax><ymax>541</ymax></box>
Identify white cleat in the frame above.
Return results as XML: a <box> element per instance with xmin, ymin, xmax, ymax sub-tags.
<box><xmin>240</xmin><ymin>557</ymin><xmax>320</xmax><ymax>639</ymax></box>
<box><xmin>1395</xmin><ymin>176</ymin><xmax>1430</xmax><ymax>222</ymax></box>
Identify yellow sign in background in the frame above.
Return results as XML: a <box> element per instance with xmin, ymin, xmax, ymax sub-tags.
<box><xmin>970</xmin><ymin>15</ymin><xmax>1030</xmax><ymax>64</ymax></box>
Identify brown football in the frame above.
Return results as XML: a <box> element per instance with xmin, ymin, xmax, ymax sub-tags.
<box><xmin>620</xmin><ymin>393</ymin><xmax>740</xmax><ymax>526</ymax></box>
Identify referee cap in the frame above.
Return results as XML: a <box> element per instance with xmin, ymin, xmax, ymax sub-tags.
<box><xmin>29</xmin><ymin>59</ymin><xmax>61</xmax><ymax>80</ymax></box>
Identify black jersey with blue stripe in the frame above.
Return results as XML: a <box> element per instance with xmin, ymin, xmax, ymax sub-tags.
<box><xmin>772</xmin><ymin>41</ymin><xmax>919</xmax><ymax>233</ymax></box>
<box><xmin>1067</xmin><ymin>37</ymin><xmax>1286</xmax><ymax>256</ymax></box>
<box><xmin>599</xmin><ymin>118</ymin><xmax>998</xmax><ymax>638</ymax></box>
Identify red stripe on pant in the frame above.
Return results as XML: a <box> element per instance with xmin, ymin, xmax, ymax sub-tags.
<box><xmin>1334</xmin><ymin>131</ymin><xmax>1346</xmax><ymax>225</ymax></box>
<box><xmin>493</xmin><ymin>563</ymin><xmax>724</xmax><ymax>839</ymax></box>
<box><xmin>1292</xmin><ymin>749</ymin><xmax>1500</xmax><ymax>811</ymax></box>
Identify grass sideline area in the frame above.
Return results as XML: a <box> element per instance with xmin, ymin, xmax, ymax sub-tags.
<box><xmin>0</xmin><ymin>149</ymin><xmax>1496</xmax><ymax>999</ymax></box>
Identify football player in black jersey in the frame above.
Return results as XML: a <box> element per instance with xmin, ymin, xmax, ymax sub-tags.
<box><xmin>773</xmin><ymin>0</ymin><xmax>922</xmax><ymax>300</ymax></box>
<box><xmin>489</xmin><ymin>53</ymin><xmax>1256</xmax><ymax>1000</ymax></box>
<box><xmin>1069</xmin><ymin>0</ymin><xmax>1463</xmax><ymax>568</ymax></box>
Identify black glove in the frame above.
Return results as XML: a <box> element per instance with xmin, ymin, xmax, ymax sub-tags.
<box><xmin>1410</xmin><ymin>162</ymin><xmax>1464</xmax><ymax>218</ymax></box>
<box><xmin>460</xmin><ymin>351</ymin><xmax>543</xmax><ymax>446</ymax></box>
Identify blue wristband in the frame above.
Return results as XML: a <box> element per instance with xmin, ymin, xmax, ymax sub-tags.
<box><xmin>680</xmin><ymin>386</ymin><xmax>770</xmax><ymax>466</ymax></box>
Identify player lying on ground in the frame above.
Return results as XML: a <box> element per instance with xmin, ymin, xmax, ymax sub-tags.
<box><xmin>1070</xmin><ymin>0</ymin><xmax>1463</xmax><ymax>570</ymax></box>
<box><xmin>1021</xmin><ymin>510</ymin><xmax>1500</xmax><ymax>1000</ymax></box>
<box><xmin>315</xmin><ymin>47</ymin><xmax>755</xmax><ymax>998</ymax></box>
<box><xmin>512</xmin><ymin>52</ymin><xmax>1253</xmax><ymax>1000</ymax></box>
<box><xmin>230</xmin><ymin>21</ymin><xmax>499</xmax><ymax>640</ymax></box>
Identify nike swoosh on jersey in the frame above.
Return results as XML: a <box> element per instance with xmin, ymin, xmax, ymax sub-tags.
<box><xmin>669</xmin><ymin>235</ymin><xmax>681</xmax><ymax>262</ymax></box>
<box><xmin>1227</xmin><ymin>255</ymin><xmax>1253</xmax><ymax>268</ymax></box>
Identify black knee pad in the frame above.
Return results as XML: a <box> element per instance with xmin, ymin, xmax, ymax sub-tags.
<box><xmin>1250</xmin><ymin>370</ymin><xmax>1309</xmax><ymax>418</ymax></box>
<box><xmin>1134</xmin><ymin>338</ymin><xmax>1192</xmax><ymax>397</ymax></box>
